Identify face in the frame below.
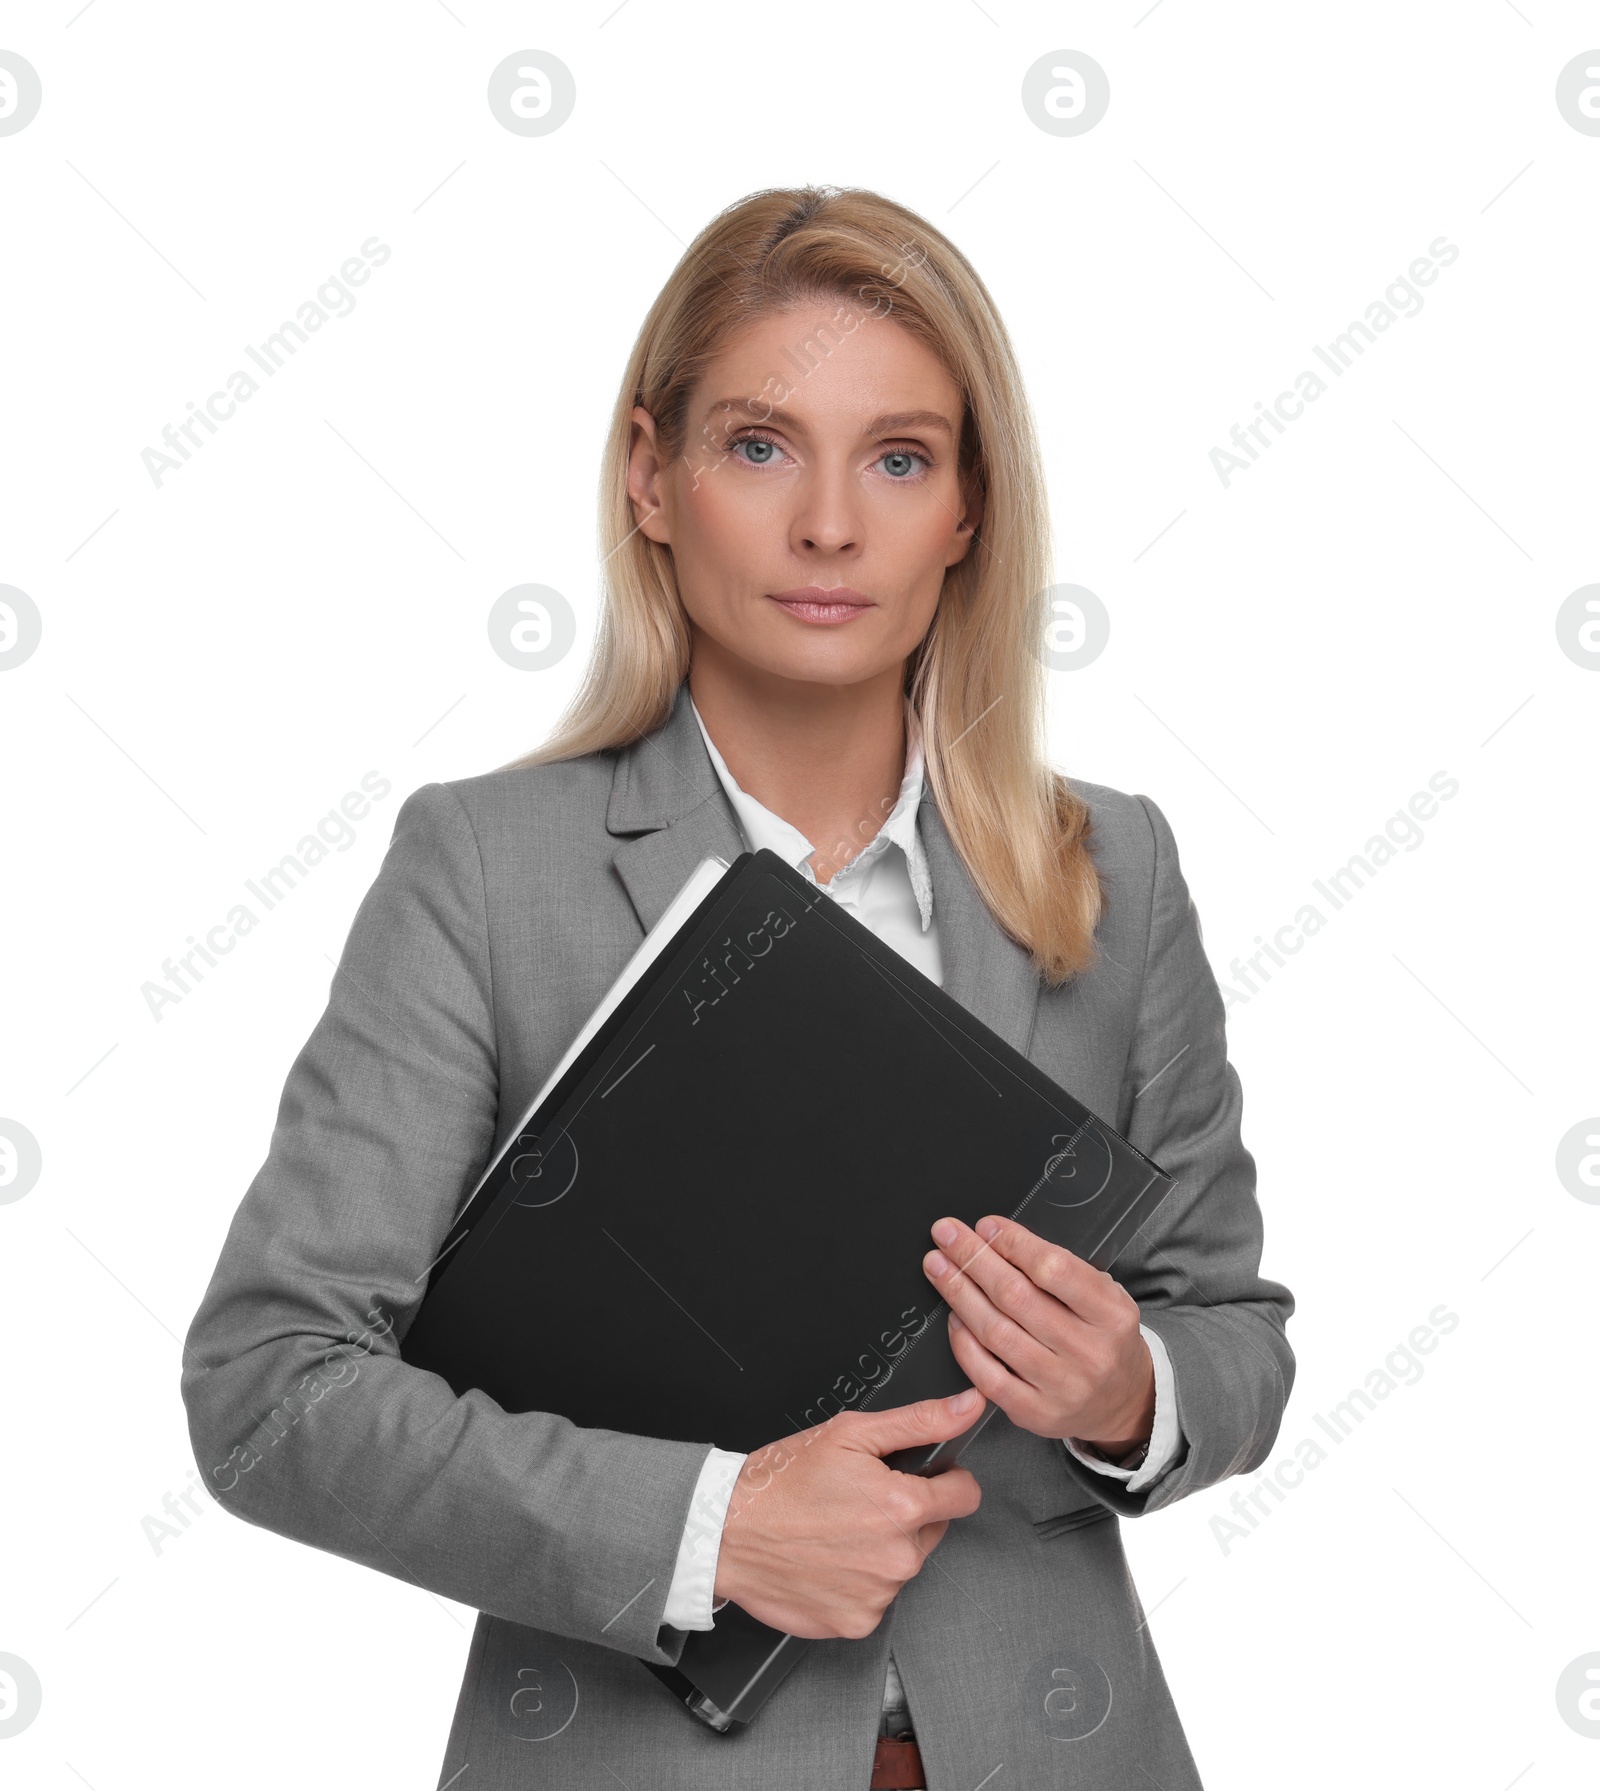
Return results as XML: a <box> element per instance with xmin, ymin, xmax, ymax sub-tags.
<box><xmin>626</xmin><ymin>298</ymin><xmax>983</xmax><ymax>691</ymax></box>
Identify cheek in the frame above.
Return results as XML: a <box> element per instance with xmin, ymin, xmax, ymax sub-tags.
<box><xmin>885</xmin><ymin>483</ymin><xmax>968</xmax><ymax>567</ymax></box>
<box><xmin>889</xmin><ymin>502</ymin><xmax>961</xmax><ymax>606</ymax></box>
<box><xmin>680</xmin><ymin>471</ymin><xmax>778</xmax><ymax>563</ymax></box>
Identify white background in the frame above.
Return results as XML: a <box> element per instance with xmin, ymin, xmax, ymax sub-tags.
<box><xmin>2</xmin><ymin>3</ymin><xmax>1597</xmax><ymax>1787</ymax></box>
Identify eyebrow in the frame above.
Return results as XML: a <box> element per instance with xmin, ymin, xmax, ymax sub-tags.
<box><xmin>701</xmin><ymin>400</ymin><xmax>956</xmax><ymax>437</ymax></box>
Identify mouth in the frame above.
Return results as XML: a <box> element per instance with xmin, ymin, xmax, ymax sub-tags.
<box><xmin>766</xmin><ymin>586</ymin><xmax>876</xmax><ymax>626</ymax></box>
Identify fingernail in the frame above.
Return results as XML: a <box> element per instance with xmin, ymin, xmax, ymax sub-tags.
<box><xmin>932</xmin><ymin>1220</ymin><xmax>957</xmax><ymax>1247</ymax></box>
<box><xmin>976</xmin><ymin>1217</ymin><xmax>1000</xmax><ymax>1241</ymax></box>
<box><xmin>949</xmin><ymin>1389</ymin><xmax>979</xmax><ymax>1414</ymax></box>
<box><xmin>926</xmin><ymin>1251</ymin><xmax>949</xmax><ymax>1278</ymax></box>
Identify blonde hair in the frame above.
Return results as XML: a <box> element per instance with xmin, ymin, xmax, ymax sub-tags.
<box><xmin>503</xmin><ymin>183</ymin><xmax>1103</xmax><ymax>987</ymax></box>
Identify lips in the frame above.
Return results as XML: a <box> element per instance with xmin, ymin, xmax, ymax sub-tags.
<box><xmin>767</xmin><ymin>587</ymin><xmax>875</xmax><ymax>625</ymax></box>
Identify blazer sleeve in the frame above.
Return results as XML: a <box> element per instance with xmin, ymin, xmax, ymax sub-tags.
<box><xmin>179</xmin><ymin>780</ymin><xmax>716</xmax><ymax>1666</ymax></box>
<box><xmin>1056</xmin><ymin>791</ymin><xmax>1297</xmax><ymax>1517</ymax></box>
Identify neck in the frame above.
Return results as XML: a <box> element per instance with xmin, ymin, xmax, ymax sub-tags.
<box><xmin>687</xmin><ymin>641</ymin><xmax>910</xmax><ymax>885</ymax></box>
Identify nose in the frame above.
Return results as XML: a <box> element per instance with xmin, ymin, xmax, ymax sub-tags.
<box><xmin>787</xmin><ymin>460</ymin><xmax>862</xmax><ymax>556</ymax></box>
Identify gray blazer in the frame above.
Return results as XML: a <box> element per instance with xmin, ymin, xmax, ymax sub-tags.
<box><xmin>180</xmin><ymin>675</ymin><xmax>1294</xmax><ymax>1790</ymax></box>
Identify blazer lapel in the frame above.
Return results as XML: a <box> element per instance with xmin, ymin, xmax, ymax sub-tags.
<box><xmin>606</xmin><ymin>678</ymin><xmax>1043</xmax><ymax>1063</ymax></box>
<box><xmin>607</xmin><ymin>679</ymin><xmax>747</xmax><ymax>935</ymax></box>
<box><xmin>610</xmin><ymin>810</ymin><xmax>748</xmax><ymax>938</ymax></box>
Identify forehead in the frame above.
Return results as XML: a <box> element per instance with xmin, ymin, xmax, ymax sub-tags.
<box><xmin>693</xmin><ymin>300</ymin><xmax>963</xmax><ymax>433</ymax></box>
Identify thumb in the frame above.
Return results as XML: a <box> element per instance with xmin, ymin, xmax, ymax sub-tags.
<box><xmin>846</xmin><ymin>1388</ymin><xmax>983</xmax><ymax>1459</ymax></box>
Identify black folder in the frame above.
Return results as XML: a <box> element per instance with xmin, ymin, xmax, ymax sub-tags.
<box><xmin>400</xmin><ymin>848</ymin><xmax>1175</xmax><ymax>1731</ymax></box>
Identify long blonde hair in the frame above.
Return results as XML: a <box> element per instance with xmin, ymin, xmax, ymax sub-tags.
<box><xmin>503</xmin><ymin>184</ymin><xmax>1103</xmax><ymax>987</ymax></box>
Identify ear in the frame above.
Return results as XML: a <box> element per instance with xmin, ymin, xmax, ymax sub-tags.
<box><xmin>944</xmin><ymin>462</ymin><xmax>986</xmax><ymax>567</ymax></box>
<box><xmin>626</xmin><ymin>405</ymin><xmax>674</xmax><ymax>546</ymax></box>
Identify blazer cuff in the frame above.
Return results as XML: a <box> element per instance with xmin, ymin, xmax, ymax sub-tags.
<box><xmin>1063</xmin><ymin>1325</ymin><xmax>1181</xmax><ymax>1493</ymax></box>
<box><xmin>661</xmin><ymin>1445</ymin><xmax>746</xmax><ymax>1630</ymax></box>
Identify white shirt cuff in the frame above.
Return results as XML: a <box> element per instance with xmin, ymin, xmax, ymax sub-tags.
<box><xmin>660</xmin><ymin>1445</ymin><xmax>747</xmax><ymax>1631</ymax></box>
<box><xmin>1062</xmin><ymin>1324</ymin><xmax>1180</xmax><ymax>1494</ymax></box>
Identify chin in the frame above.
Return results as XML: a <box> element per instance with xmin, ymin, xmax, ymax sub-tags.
<box><xmin>760</xmin><ymin>651</ymin><xmax>878</xmax><ymax>686</ymax></box>
<box><xmin>728</xmin><ymin>637</ymin><xmax>875</xmax><ymax>687</ymax></box>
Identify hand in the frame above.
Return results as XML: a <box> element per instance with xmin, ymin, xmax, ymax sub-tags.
<box><xmin>923</xmin><ymin>1214</ymin><xmax>1155</xmax><ymax>1457</ymax></box>
<box><xmin>711</xmin><ymin>1391</ymin><xmax>984</xmax><ymax>1640</ymax></box>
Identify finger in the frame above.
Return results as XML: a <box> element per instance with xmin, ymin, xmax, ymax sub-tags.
<box><xmin>968</xmin><ymin>1213</ymin><xmax>1128</xmax><ymax>1325</ymax></box>
<box><xmin>945</xmin><ymin>1309</ymin><xmax>1047</xmax><ymax>1428</ymax></box>
<box><xmin>913</xmin><ymin>1464</ymin><xmax>982</xmax><ymax>1525</ymax></box>
<box><xmin>914</xmin><ymin>1517</ymin><xmax>949</xmax><ymax>1558</ymax></box>
<box><xmin>937</xmin><ymin>1265</ymin><xmax>1061</xmax><ymax>1387</ymax></box>
<box><xmin>855</xmin><ymin>1462</ymin><xmax>968</xmax><ymax>1551</ymax></box>
<box><xmin>925</xmin><ymin>1219</ymin><xmax>1084</xmax><ymax>1360</ymax></box>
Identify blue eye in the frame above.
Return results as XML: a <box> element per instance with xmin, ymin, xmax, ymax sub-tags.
<box><xmin>731</xmin><ymin>435</ymin><xmax>782</xmax><ymax>465</ymax></box>
<box><xmin>878</xmin><ymin>449</ymin><xmax>928</xmax><ymax>480</ymax></box>
<box><xmin>725</xmin><ymin>430</ymin><xmax>932</xmax><ymax>480</ymax></box>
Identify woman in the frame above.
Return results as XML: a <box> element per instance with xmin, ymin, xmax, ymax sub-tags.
<box><xmin>182</xmin><ymin>184</ymin><xmax>1294</xmax><ymax>1791</ymax></box>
